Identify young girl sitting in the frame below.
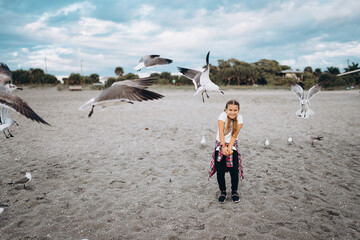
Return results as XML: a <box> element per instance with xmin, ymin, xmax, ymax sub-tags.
<box><xmin>209</xmin><ymin>100</ymin><xmax>244</xmax><ymax>204</ymax></box>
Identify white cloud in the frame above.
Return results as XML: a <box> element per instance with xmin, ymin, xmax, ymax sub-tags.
<box><xmin>135</xmin><ymin>4</ymin><xmax>155</xmax><ymax>18</ymax></box>
<box><xmin>3</xmin><ymin>0</ymin><xmax>360</xmax><ymax>75</ymax></box>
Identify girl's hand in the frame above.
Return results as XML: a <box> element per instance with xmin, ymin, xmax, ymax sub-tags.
<box><xmin>222</xmin><ymin>146</ymin><xmax>230</xmax><ymax>156</ymax></box>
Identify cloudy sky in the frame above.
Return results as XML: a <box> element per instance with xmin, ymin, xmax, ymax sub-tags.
<box><xmin>1</xmin><ymin>0</ymin><xmax>360</xmax><ymax>77</ymax></box>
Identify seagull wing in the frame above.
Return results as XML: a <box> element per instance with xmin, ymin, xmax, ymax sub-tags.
<box><xmin>289</xmin><ymin>82</ymin><xmax>304</xmax><ymax>100</ymax></box>
<box><xmin>199</xmin><ymin>51</ymin><xmax>212</xmax><ymax>85</ymax></box>
<box><xmin>13</xmin><ymin>175</ymin><xmax>30</xmax><ymax>184</ymax></box>
<box><xmin>118</xmin><ymin>77</ymin><xmax>157</xmax><ymax>89</ymax></box>
<box><xmin>0</xmin><ymin>63</ymin><xmax>13</xmax><ymax>85</ymax></box>
<box><xmin>307</xmin><ymin>82</ymin><xmax>325</xmax><ymax>101</ymax></box>
<box><xmin>146</xmin><ymin>57</ymin><xmax>173</xmax><ymax>68</ymax></box>
<box><xmin>177</xmin><ymin>67</ymin><xmax>201</xmax><ymax>90</ymax></box>
<box><xmin>97</xmin><ymin>81</ymin><xmax>164</xmax><ymax>103</ymax></box>
<box><xmin>0</xmin><ymin>93</ymin><xmax>50</xmax><ymax>125</ymax></box>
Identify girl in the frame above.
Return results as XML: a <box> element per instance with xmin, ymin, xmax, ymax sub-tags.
<box><xmin>209</xmin><ymin>100</ymin><xmax>244</xmax><ymax>204</ymax></box>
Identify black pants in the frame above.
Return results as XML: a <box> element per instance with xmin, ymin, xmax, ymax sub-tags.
<box><xmin>214</xmin><ymin>150</ymin><xmax>239</xmax><ymax>192</ymax></box>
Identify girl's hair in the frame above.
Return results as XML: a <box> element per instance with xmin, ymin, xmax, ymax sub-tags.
<box><xmin>224</xmin><ymin>100</ymin><xmax>240</xmax><ymax>137</ymax></box>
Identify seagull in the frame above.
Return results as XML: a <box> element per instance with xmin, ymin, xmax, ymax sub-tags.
<box><xmin>178</xmin><ymin>51</ymin><xmax>224</xmax><ymax>102</ymax></box>
<box><xmin>0</xmin><ymin>106</ymin><xmax>19</xmax><ymax>138</ymax></box>
<box><xmin>0</xmin><ymin>63</ymin><xmax>50</xmax><ymax>125</ymax></box>
<box><xmin>309</xmin><ymin>135</ymin><xmax>324</xmax><ymax>146</ymax></box>
<box><xmin>287</xmin><ymin>136</ymin><xmax>293</xmax><ymax>145</ymax></box>
<box><xmin>8</xmin><ymin>172</ymin><xmax>32</xmax><ymax>189</ymax></box>
<box><xmin>264</xmin><ymin>138</ymin><xmax>270</xmax><ymax>148</ymax></box>
<box><xmin>79</xmin><ymin>77</ymin><xmax>164</xmax><ymax>117</ymax></box>
<box><xmin>5</xmin><ymin>83</ymin><xmax>23</xmax><ymax>92</ymax></box>
<box><xmin>200</xmin><ymin>136</ymin><xmax>206</xmax><ymax>146</ymax></box>
<box><xmin>289</xmin><ymin>81</ymin><xmax>326</xmax><ymax>118</ymax></box>
<box><xmin>134</xmin><ymin>55</ymin><xmax>173</xmax><ymax>71</ymax></box>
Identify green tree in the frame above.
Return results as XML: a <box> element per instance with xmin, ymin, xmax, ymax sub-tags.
<box><xmin>115</xmin><ymin>66</ymin><xmax>124</xmax><ymax>77</ymax></box>
<box><xmin>104</xmin><ymin>77</ymin><xmax>116</xmax><ymax>88</ymax></box>
<box><xmin>325</xmin><ymin>66</ymin><xmax>340</xmax><ymax>75</ymax></box>
<box><xmin>344</xmin><ymin>62</ymin><xmax>359</xmax><ymax>72</ymax></box>
<box><xmin>304</xmin><ymin>66</ymin><xmax>313</xmax><ymax>73</ymax></box>
<box><xmin>89</xmin><ymin>73</ymin><xmax>100</xmax><ymax>83</ymax></box>
<box><xmin>314</xmin><ymin>68</ymin><xmax>322</xmax><ymax>79</ymax></box>
<box><xmin>68</xmin><ymin>73</ymin><xmax>82</xmax><ymax>85</ymax></box>
<box><xmin>302</xmin><ymin>71</ymin><xmax>317</xmax><ymax>89</ymax></box>
<box><xmin>12</xmin><ymin>70</ymin><xmax>30</xmax><ymax>84</ymax></box>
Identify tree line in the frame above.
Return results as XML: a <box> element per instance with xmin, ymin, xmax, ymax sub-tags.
<box><xmin>10</xmin><ymin>59</ymin><xmax>360</xmax><ymax>90</ymax></box>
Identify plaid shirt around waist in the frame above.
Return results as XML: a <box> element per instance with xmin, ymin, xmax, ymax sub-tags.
<box><xmin>208</xmin><ymin>140</ymin><xmax>244</xmax><ymax>181</ymax></box>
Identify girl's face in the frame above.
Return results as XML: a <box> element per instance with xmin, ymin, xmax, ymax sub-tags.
<box><xmin>225</xmin><ymin>104</ymin><xmax>239</xmax><ymax>119</ymax></box>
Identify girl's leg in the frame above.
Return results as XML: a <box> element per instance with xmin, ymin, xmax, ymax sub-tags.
<box><xmin>229</xmin><ymin>151</ymin><xmax>239</xmax><ymax>191</ymax></box>
<box><xmin>214</xmin><ymin>151</ymin><xmax>227</xmax><ymax>192</ymax></box>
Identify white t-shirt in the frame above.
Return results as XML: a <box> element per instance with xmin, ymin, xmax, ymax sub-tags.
<box><xmin>216</xmin><ymin>111</ymin><xmax>243</xmax><ymax>149</ymax></box>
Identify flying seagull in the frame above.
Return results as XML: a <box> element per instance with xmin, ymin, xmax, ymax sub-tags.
<box><xmin>289</xmin><ymin>81</ymin><xmax>326</xmax><ymax>118</ymax></box>
<box><xmin>178</xmin><ymin>51</ymin><xmax>223</xmax><ymax>102</ymax></box>
<box><xmin>0</xmin><ymin>106</ymin><xmax>19</xmax><ymax>138</ymax></box>
<box><xmin>79</xmin><ymin>77</ymin><xmax>164</xmax><ymax>117</ymax></box>
<box><xmin>0</xmin><ymin>63</ymin><xmax>50</xmax><ymax>125</ymax></box>
<box><xmin>8</xmin><ymin>172</ymin><xmax>32</xmax><ymax>189</ymax></box>
<box><xmin>134</xmin><ymin>55</ymin><xmax>173</xmax><ymax>71</ymax></box>
<box><xmin>309</xmin><ymin>135</ymin><xmax>324</xmax><ymax>146</ymax></box>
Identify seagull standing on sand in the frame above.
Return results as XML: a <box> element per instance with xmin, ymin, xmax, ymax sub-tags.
<box><xmin>0</xmin><ymin>106</ymin><xmax>19</xmax><ymax>138</ymax></box>
<box><xmin>178</xmin><ymin>51</ymin><xmax>224</xmax><ymax>102</ymax></box>
<box><xmin>264</xmin><ymin>138</ymin><xmax>270</xmax><ymax>148</ymax></box>
<box><xmin>200</xmin><ymin>136</ymin><xmax>206</xmax><ymax>146</ymax></box>
<box><xmin>290</xmin><ymin>81</ymin><xmax>326</xmax><ymax>118</ymax></box>
<box><xmin>134</xmin><ymin>55</ymin><xmax>173</xmax><ymax>71</ymax></box>
<box><xmin>79</xmin><ymin>77</ymin><xmax>164</xmax><ymax>117</ymax></box>
<box><xmin>0</xmin><ymin>63</ymin><xmax>50</xmax><ymax>126</ymax></box>
<box><xmin>287</xmin><ymin>136</ymin><xmax>293</xmax><ymax>145</ymax></box>
<box><xmin>8</xmin><ymin>172</ymin><xmax>32</xmax><ymax>189</ymax></box>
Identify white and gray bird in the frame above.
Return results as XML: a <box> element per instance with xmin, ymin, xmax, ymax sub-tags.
<box><xmin>200</xmin><ymin>135</ymin><xmax>206</xmax><ymax>146</ymax></box>
<box><xmin>264</xmin><ymin>138</ymin><xmax>270</xmax><ymax>148</ymax></box>
<box><xmin>178</xmin><ymin>51</ymin><xmax>224</xmax><ymax>102</ymax></box>
<box><xmin>79</xmin><ymin>77</ymin><xmax>164</xmax><ymax>117</ymax></box>
<box><xmin>287</xmin><ymin>136</ymin><xmax>293</xmax><ymax>145</ymax></box>
<box><xmin>0</xmin><ymin>63</ymin><xmax>50</xmax><ymax>126</ymax></box>
<box><xmin>134</xmin><ymin>55</ymin><xmax>173</xmax><ymax>71</ymax></box>
<box><xmin>290</xmin><ymin>82</ymin><xmax>326</xmax><ymax>118</ymax></box>
<box><xmin>308</xmin><ymin>135</ymin><xmax>324</xmax><ymax>146</ymax></box>
<box><xmin>8</xmin><ymin>172</ymin><xmax>32</xmax><ymax>189</ymax></box>
<box><xmin>0</xmin><ymin>106</ymin><xmax>19</xmax><ymax>138</ymax></box>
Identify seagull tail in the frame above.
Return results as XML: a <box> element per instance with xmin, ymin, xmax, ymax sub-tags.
<box><xmin>7</xmin><ymin>182</ymin><xmax>14</xmax><ymax>185</ymax></box>
<box><xmin>79</xmin><ymin>98</ymin><xmax>95</xmax><ymax>111</ymax></box>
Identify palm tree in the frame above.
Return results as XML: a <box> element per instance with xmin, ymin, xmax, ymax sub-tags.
<box><xmin>115</xmin><ymin>66</ymin><xmax>124</xmax><ymax>77</ymax></box>
<box><xmin>344</xmin><ymin>62</ymin><xmax>359</xmax><ymax>72</ymax></box>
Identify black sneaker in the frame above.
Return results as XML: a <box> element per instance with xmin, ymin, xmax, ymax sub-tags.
<box><xmin>218</xmin><ymin>192</ymin><xmax>226</xmax><ymax>204</ymax></box>
<box><xmin>231</xmin><ymin>192</ymin><xmax>240</xmax><ymax>203</ymax></box>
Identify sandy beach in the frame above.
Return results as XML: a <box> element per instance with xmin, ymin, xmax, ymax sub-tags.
<box><xmin>0</xmin><ymin>86</ymin><xmax>359</xmax><ymax>239</ymax></box>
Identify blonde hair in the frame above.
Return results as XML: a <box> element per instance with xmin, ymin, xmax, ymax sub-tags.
<box><xmin>224</xmin><ymin>100</ymin><xmax>240</xmax><ymax>137</ymax></box>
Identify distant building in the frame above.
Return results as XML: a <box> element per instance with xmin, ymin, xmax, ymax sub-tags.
<box><xmin>280</xmin><ymin>70</ymin><xmax>303</xmax><ymax>81</ymax></box>
<box><xmin>55</xmin><ymin>75</ymin><xmax>68</xmax><ymax>84</ymax></box>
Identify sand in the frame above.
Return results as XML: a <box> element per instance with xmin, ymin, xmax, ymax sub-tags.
<box><xmin>0</xmin><ymin>86</ymin><xmax>359</xmax><ymax>239</ymax></box>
